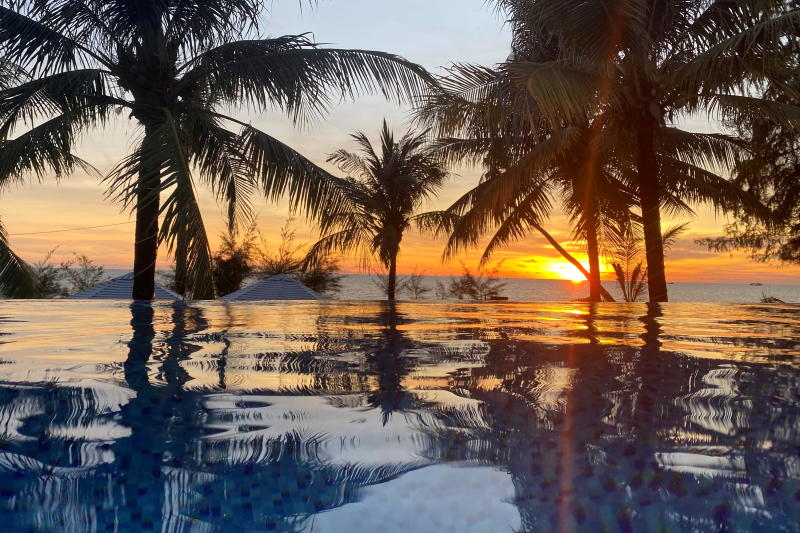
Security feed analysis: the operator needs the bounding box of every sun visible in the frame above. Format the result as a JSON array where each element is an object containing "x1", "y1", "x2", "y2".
[{"x1": 545, "y1": 261, "x2": 588, "y2": 283}]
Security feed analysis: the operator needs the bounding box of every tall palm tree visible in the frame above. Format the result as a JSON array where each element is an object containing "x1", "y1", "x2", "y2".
[
  {"x1": 495, "y1": 0, "x2": 800, "y2": 301},
  {"x1": 307, "y1": 121, "x2": 448, "y2": 300},
  {"x1": 0, "y1": 0, "x2": 433, "y2": 299}
]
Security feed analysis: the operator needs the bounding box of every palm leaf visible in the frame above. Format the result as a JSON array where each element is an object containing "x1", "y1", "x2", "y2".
[
  {"x1": 158, "y1": 116, "x2": 214, "y2": 300},
  {"x1": 0, "y1": 5, "x2": 109, "y2": 72},
  {"x1": 0, "y1": 69, "x2": 114, "y2": 135},
  {"x1": 236, "y1": 123, "x2": 353, "y2": 220},
  {"x1": 705, "y1": 93, "x2": 800, "y2": 130},
  {"x1": 183, "y1": 40, "x2": 435, "y2": 123},
  {"x1": 0, "y1": 220, "x2": 34, "y2": 298},
  {"x1": 104, "y1": 116, "x2": 214, "y2": 299},
  {"x1": 0, "y1": 110, "x2": 98, "y2": 189},
  {"x1": 673, "y1": 7, "x2": 800, "y2": 96},
  {"x1": 181, "y1": 111, "x2": 256, "y2": 232},
  {"x1": 506, "y1": 60, "x2": 600, "y2": 127}
]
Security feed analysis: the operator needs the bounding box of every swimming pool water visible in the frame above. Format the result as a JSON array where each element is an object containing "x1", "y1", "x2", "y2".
[{"x1": 0, "y1": 301, "x2": 798, "y2": 532}]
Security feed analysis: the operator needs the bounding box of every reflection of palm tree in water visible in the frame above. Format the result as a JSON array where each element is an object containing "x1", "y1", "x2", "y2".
[
  {"x1": 118, "y1": 302, "x2": 208, "y2": 531},
  {"x1": 0, "y1": 302, "x2": 211, "y2": 531},
  {"x1": 365, "y1": 302, "x2": 419, "y2": 425},
  {"x1": 118, "y1": 302, "x2": 427, "y2": 531},
  {"x1": 443, "y1": 303, "x2": 800, "y2": 532},
  {"x1": 640, "y1": 302, "x2": 663, "y2": 353}
]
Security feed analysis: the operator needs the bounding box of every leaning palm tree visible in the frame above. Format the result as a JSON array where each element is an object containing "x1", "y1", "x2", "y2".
[
  {"x1": 417, "y1": 63, "x2": 643, "y2": 302},
  {"x1": 0, "y1": 0, "x2": 433, "y2": 299},
  {"x1": 495, "y1": 0, "x2": 800, "y2": 301},
  {"x1": 307, "y1": 121, "x2": 448, "y2": 300}
]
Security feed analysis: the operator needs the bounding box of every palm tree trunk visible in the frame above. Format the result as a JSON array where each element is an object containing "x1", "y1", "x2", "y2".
[
  {"x1": 532, "y1": 223, "x2": 616, "y2": 302},
  {"x1": 387, "y1": 252, "x2": 398, "y2": 301},
  {"x1": 635, "y1": 117, "x2": 668, "y2": 302},
  {"x1": 132, "y1": 125, "x2": 161, "y2": 300},
  {"x1": 585, "y1": 204, "x2": 602, "y2": 302}
]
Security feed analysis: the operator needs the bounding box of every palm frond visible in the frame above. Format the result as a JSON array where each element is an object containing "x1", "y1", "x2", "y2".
[
  {"x1": 0, "y1": 220, "x2": 34, "y2": 298},
  {"x1": 0, "y1": 5, "x2": 109, "y2": 72},
  {"x1": 662, "y1": 222, "x2": 690, "y2": 250},
  {"x1": 705, "y1": 93, "x2": 800, "y2": 130},
  {"x1": 236, "y1": 123, "x2": 353, "y2": 220},
  {"x1": 103, "y1": 116, "x2": 214, "y2": 299},
  {"x1": 167, "y1": 0, "x2": 262, "y2": 52},
  {"x1": 158, "y1": 114, "x2": 214, "y2": 299},
  {"x1": 0, "y1": 110, "x2": 98, "y2": 190},
  {"x1": 658, "y1": 155, "x2": 768, "y2": 216},
  {"x1": 673, "y1": 7, "x2": 800, "y2": 95},
  {"x1": 442, "y1": 175, "x2": 552, "y2": 261},
  {"x1": 506, "y1": 60, "x2": 600, "y2": 127},
  {"x1": 476, "y1": 186, "x2": 551, "y2": 266},
  {"x1": 656, "y1": 127, "x2": 743, "y2": 170},
  {"x1": 305, "y1": 226, "x2": 372, "y2": 269},
  {"x1": 0, "y1": 69, "x2": 115, "y2": 135},
  {"x1": 183, "y1": 39, "x2": 435, "y2": 123},
  {"x1": 409, "y1": 210, "x2": 460, "y2": 236},
  {"x1": 181, "y1": 111, "x2": 256, "y2": 232}
]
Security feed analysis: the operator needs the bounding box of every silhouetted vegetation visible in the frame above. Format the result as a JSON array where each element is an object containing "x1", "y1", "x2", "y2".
[
  {"x1": 0, "y1": 217, "x2": 33, "y2": 298},
  {"x1": 404, "y1": 269, "x2": 431, "y2": 299},
  {"x1": 212, "y1": 227, "x2": 257, "y2": 297},
  {"x1": 435, "y1": 263, "x2": 507, "y2": 300},
  {"x1": 60, "y1": 253, "x2": 107, "y2": 295},
  {"x1": 0, "y1": 1, "x2": 432, "y2": 300},
  {"x1": 208, "y1": 220, "x2": 343, "y2": 298},
  {"x1": 255, "y1": 221, "x2": 343, "y2": 297},
  {"x1": 608, "y1": 222, "x2": 688, "y2": 302},
  {"x1": 417, "y1": 0, "x2": 798, "y2": 302},
  {"x1": 0, "y1": 1, "x2": 799, "y2": 302},
  {"x1": 5, "y1": 249, "x2": 107, "y2": 298},
  {"x1": 698, "y1": 74, "x2": 800, "y2": 265}
]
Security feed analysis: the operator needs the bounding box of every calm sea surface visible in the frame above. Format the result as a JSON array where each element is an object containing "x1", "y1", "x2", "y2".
[
  {"x1": 105, "y1": 269, "x2": 800, "y2": 303},
  {"x1": 334, "y1": 274, "x2": 800, "y2": 302},
  {"x1": 0, "y1": 300, "x2": 799, "y2": 532}
]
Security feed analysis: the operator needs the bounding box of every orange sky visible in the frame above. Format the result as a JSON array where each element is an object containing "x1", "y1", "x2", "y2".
[
  {"x1": 2, "y1": 1, "x2": 799, "y2": 286},
  {"x1": 4, "y1": 118, "x2": 798, "y2": 285}
]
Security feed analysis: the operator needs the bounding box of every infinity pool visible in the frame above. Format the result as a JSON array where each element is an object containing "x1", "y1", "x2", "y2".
[{"x1": 0, "y1": 301, "x2": 798, "y2": 532}]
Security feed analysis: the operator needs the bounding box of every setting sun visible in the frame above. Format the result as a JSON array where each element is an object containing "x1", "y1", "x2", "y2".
[{"x1": 544, "y1": 261, "x2": 589, "y2": 283}]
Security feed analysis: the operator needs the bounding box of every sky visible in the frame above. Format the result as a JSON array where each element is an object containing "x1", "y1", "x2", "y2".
[{"x1": 2, "y1": 0, "x2": 799, "y2": 285}]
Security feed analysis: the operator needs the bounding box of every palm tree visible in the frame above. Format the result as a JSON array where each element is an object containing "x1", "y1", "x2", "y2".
[
  {"x1": 417, "y1": 65, "x2": 636, "y2": 302},
  {"x1": 0, "y1": 0, "x2": 433, "y2": 299},
  {"x1": 495, "y1": 0, "x2": 800, "y2": 301},
  {"x1": 307, "y1": 121, "x2": 448, "y2": 300}
]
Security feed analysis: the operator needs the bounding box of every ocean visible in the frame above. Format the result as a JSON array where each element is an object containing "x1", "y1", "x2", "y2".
[
  {"x1": 336, "y1": 273, "x2": 800, "y2": 302},
  {"x1": 101, "y1": 269, "x2": 800, "y2": 302}
]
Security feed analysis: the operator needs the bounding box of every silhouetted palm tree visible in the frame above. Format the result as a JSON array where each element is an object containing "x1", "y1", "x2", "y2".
[
  {"x1": 0, "y1": 1, "x2": 433, "y2": 299},
  {"x1": 492, "y1": 0, "x2": 799, "y2": 301},
  {"x1": 423, "y1": 107, "x2": 634, "y2": 302},
  {"x1": 307, "y1": 121, "x2": 449, "y2": 300}
]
